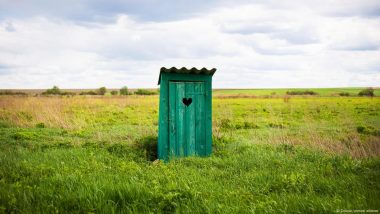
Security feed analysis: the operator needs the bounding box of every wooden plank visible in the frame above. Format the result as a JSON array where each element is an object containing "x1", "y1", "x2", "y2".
[
  {"x1": 168, "y1": 82, "x2": 177, "y2": 158},
  {"x1": 200, "y1": 82, "x2": 206, "y2": 156},
  {"x1": 176, "y1": 82, "x2": 185, "y2": 157},
  {"x1": 158, "y1": 74, "x2": 169, "y2": 160},
  {"x1": 205, "y1": 77, "x2": 212, "y2": 155},
  {"x1": 195, "y1": 82, "x2": 206, "y2": 155},
  {"x1": 185, "y1": 83, "x2": 196, "y2": 156}
]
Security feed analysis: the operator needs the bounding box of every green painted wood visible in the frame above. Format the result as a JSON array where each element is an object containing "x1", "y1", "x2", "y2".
[
  {"x1": 169, "y1": 82, "x2": 177, "y2": 157},
  {"x1": 163, "y1": 73, "x2": 210, "y2": 83},
  {"x1": 167, "y1": 81, "x2": 205, "y2": 158},
  {"x1": 158, "y1": 74, "x2": 169, "y2": 160},
  {"x1": 194, "y1": 82, "x2": 206, "y2": 155},
  {"x1": 176, "y1": 82, "x2": 185, "y2": 157},
  {"x1": 185, "y1": 83, "x2": 196, "y2": 156},
  {"x1": 158, "y1": 72, "x2": 214, "y2": 160},
  {"x1": 205, "y1": 78, "x2": 212, "y2": 155}
]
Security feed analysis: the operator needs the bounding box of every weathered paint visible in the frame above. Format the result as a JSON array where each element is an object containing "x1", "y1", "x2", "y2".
[
  {"x1": 158, "y1": 71, "x2": 214, "y2": 161},
  {"x1": 168, "y1": 82, "x2": 205, "y2": 157}
]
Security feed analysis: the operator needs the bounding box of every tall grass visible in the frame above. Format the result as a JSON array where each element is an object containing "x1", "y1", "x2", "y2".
[
  {"x1": 0, "y1": 96, "x2": 157, "y2": 130},
  {"x1": 212, "y1": 97, "x2": 380, "y2": 158},
  {"x1": 0, "y1": 96, "x2": 379, "y2": 212},
  {"x1": 1, "y1": 96, "x2": 379, "y2": 157}
]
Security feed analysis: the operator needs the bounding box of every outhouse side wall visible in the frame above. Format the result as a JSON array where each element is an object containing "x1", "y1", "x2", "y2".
[{"x1": 158, "y1": 73, "x2": 212, "y2": 160}]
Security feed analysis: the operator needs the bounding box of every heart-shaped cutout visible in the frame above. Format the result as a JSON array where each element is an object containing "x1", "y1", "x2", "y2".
[{"x1": 182, "y1": 98, "x2": 192, "y2": 106}]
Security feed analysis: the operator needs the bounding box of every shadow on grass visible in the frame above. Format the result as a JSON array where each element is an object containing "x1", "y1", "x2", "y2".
[{"x1": 135, "y1": 135, "x2": 158, "y2": 162}]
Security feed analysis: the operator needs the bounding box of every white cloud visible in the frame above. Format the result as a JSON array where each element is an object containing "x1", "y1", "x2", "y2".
[{"x1": 0, "y1": 1, "x2": 379, "y2": 88}]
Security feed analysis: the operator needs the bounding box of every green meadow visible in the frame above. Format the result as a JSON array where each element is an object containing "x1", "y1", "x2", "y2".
[{"x1": 0, "y1": 90, "x2": 379, "y2": 213}]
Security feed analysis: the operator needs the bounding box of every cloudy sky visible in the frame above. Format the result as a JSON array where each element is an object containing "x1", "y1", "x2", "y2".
[{"x1": 0, "y1": 0, "x2": 379, "y2": 89}]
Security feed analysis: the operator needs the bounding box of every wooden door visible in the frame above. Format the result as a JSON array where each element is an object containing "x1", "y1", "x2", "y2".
[{"x1": 169, "y1": 81, "x2": 205, "y2": 157}]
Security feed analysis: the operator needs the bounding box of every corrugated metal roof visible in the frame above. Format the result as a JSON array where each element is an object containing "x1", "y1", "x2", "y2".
[{"x1": 158, "y1": 67, "x2": 217, "y2": 85}]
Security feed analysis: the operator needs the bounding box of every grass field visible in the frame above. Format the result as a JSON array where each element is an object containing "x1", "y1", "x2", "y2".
[
  {"x1": 0, "y1": 92, "x2": 379, "y2": 213},
  {"x1": 213, "y1": 87, "x2": 380, "y2": 97}
]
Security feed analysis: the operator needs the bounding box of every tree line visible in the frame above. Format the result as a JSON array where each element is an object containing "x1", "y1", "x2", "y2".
[{"x1": 41, "y1": 86, "x2": 158, "y2": 96}]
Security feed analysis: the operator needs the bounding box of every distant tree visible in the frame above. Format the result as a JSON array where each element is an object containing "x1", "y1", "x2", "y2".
[
  {"x1": 42, "y1": 86, "x2": 75, "y2": 96},
  {"x1": 134, "y1": 89, "x2": 157, "y2": 95},
  {"x1": 286, "y1": 90, "x2": 318, "y2": 95},
  {"x1": 42, "y1": 86, "x2": 61, "y2": 95},
  {"x1": 338, "y1": 92, "x2": 350, "y2": 96},
  {"x1": 120, "y1": 86, "x2": 129, "y2": 95},
  {"x1": 110, "y1": 90, "x2": 118, "y2": 95},
  {"x1": 79, "y1": 91, "x2": 97, "y2": 95},
  {"x1": 97, "y1": 87, "x2": 107, "y2": 95},
  {"x1": 0, "y1": 90, "x2": 27, "y2": 95},
  {"x1": 358, "y1": 88, "x2": 374, "y2": 97}
]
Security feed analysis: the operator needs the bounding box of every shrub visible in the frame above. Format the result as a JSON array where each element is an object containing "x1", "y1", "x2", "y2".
[
  {"x1": 338, "y1": 92, "x2": 350, "y2": 96},
  {"x1": 42, "y1": 86, "x2": 61, "y2": 95},
  {"x1": 42, "y1": 86, "x2": 75, "y2": 96},
  {"x1": 110, "y1": 90, "x2": 118, "y2": 95},
  {"x1": 79, "y1": 91, "x2": 97, "y2": 95},
  {"x1": 60, "y1": 91, "x2": 76, "y2": 96},
  {"x1": 120, "y1": 86, "x2": 129, "y2": 95},
  {"x1": 134, "y1": 89, "x2": 157, "y2": 95},
  {"x1": 0, "y1": 90, "x2": 27, "y2": 95},
  {"x1": 97, "y1": 87, "x2": 107, "y2": 95},
  {"x1": 286, "y1": 90, "x2": 318, "y2": 95},
  {"x1": 358, "y1": 88, "x2": 374, "y2": 97},
  {"x1": 79, "y1": 88, "x2": 108, "y2": 96}
]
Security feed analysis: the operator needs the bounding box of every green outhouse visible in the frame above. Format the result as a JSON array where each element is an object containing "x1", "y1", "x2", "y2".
[{"x1": 158, "y1": 67, "x2": 216, "y2": 160}]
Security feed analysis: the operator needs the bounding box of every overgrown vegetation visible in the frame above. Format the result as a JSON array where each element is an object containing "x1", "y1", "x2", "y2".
[
  {"x1": 286, "y1": 90, "x2": 318, "y2": 95},
  {"x1": 42, "y1": 86, "x2": 75, "y2": 96},
  {"x1": 339, "y1": 92, "x2": 350, "y2": 96},
  {"x1": 0, "y1": 94, "x2": 379, "y2": 213},
  {"x1": 0, "y1": 90, "x2": 27, "y2": 95},
  {"x1": 134, "y1": 89, "x2": 158, "y2": 95},
  {"x1": 358, "y1": 88, "x2": 375, "y2": 97},
  {"x1": 98, "y1": 87, "x2": 107, "y2": 95},
  {"x1": 79, "y1": 87, "x2": 107, "y2": 95},
  {"x1": 79, "y1": 90, "x2": 98, "y2": 95},
  {"x1": 120, "y1": 86, "x2": 130, "y2": 95}
]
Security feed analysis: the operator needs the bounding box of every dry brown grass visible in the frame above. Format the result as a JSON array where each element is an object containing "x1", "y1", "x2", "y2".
[
  {"x1": 273, "y1": 131, "x2": 380, "y2": 159},
  {"x1": 0, "y1": 96, "x2": 158, "y2": 130}
]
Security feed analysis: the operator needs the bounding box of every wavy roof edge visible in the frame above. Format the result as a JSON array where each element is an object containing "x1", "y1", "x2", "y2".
[{"x1": 158, "y1": 67, "x2": 217, "y2": 85}]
